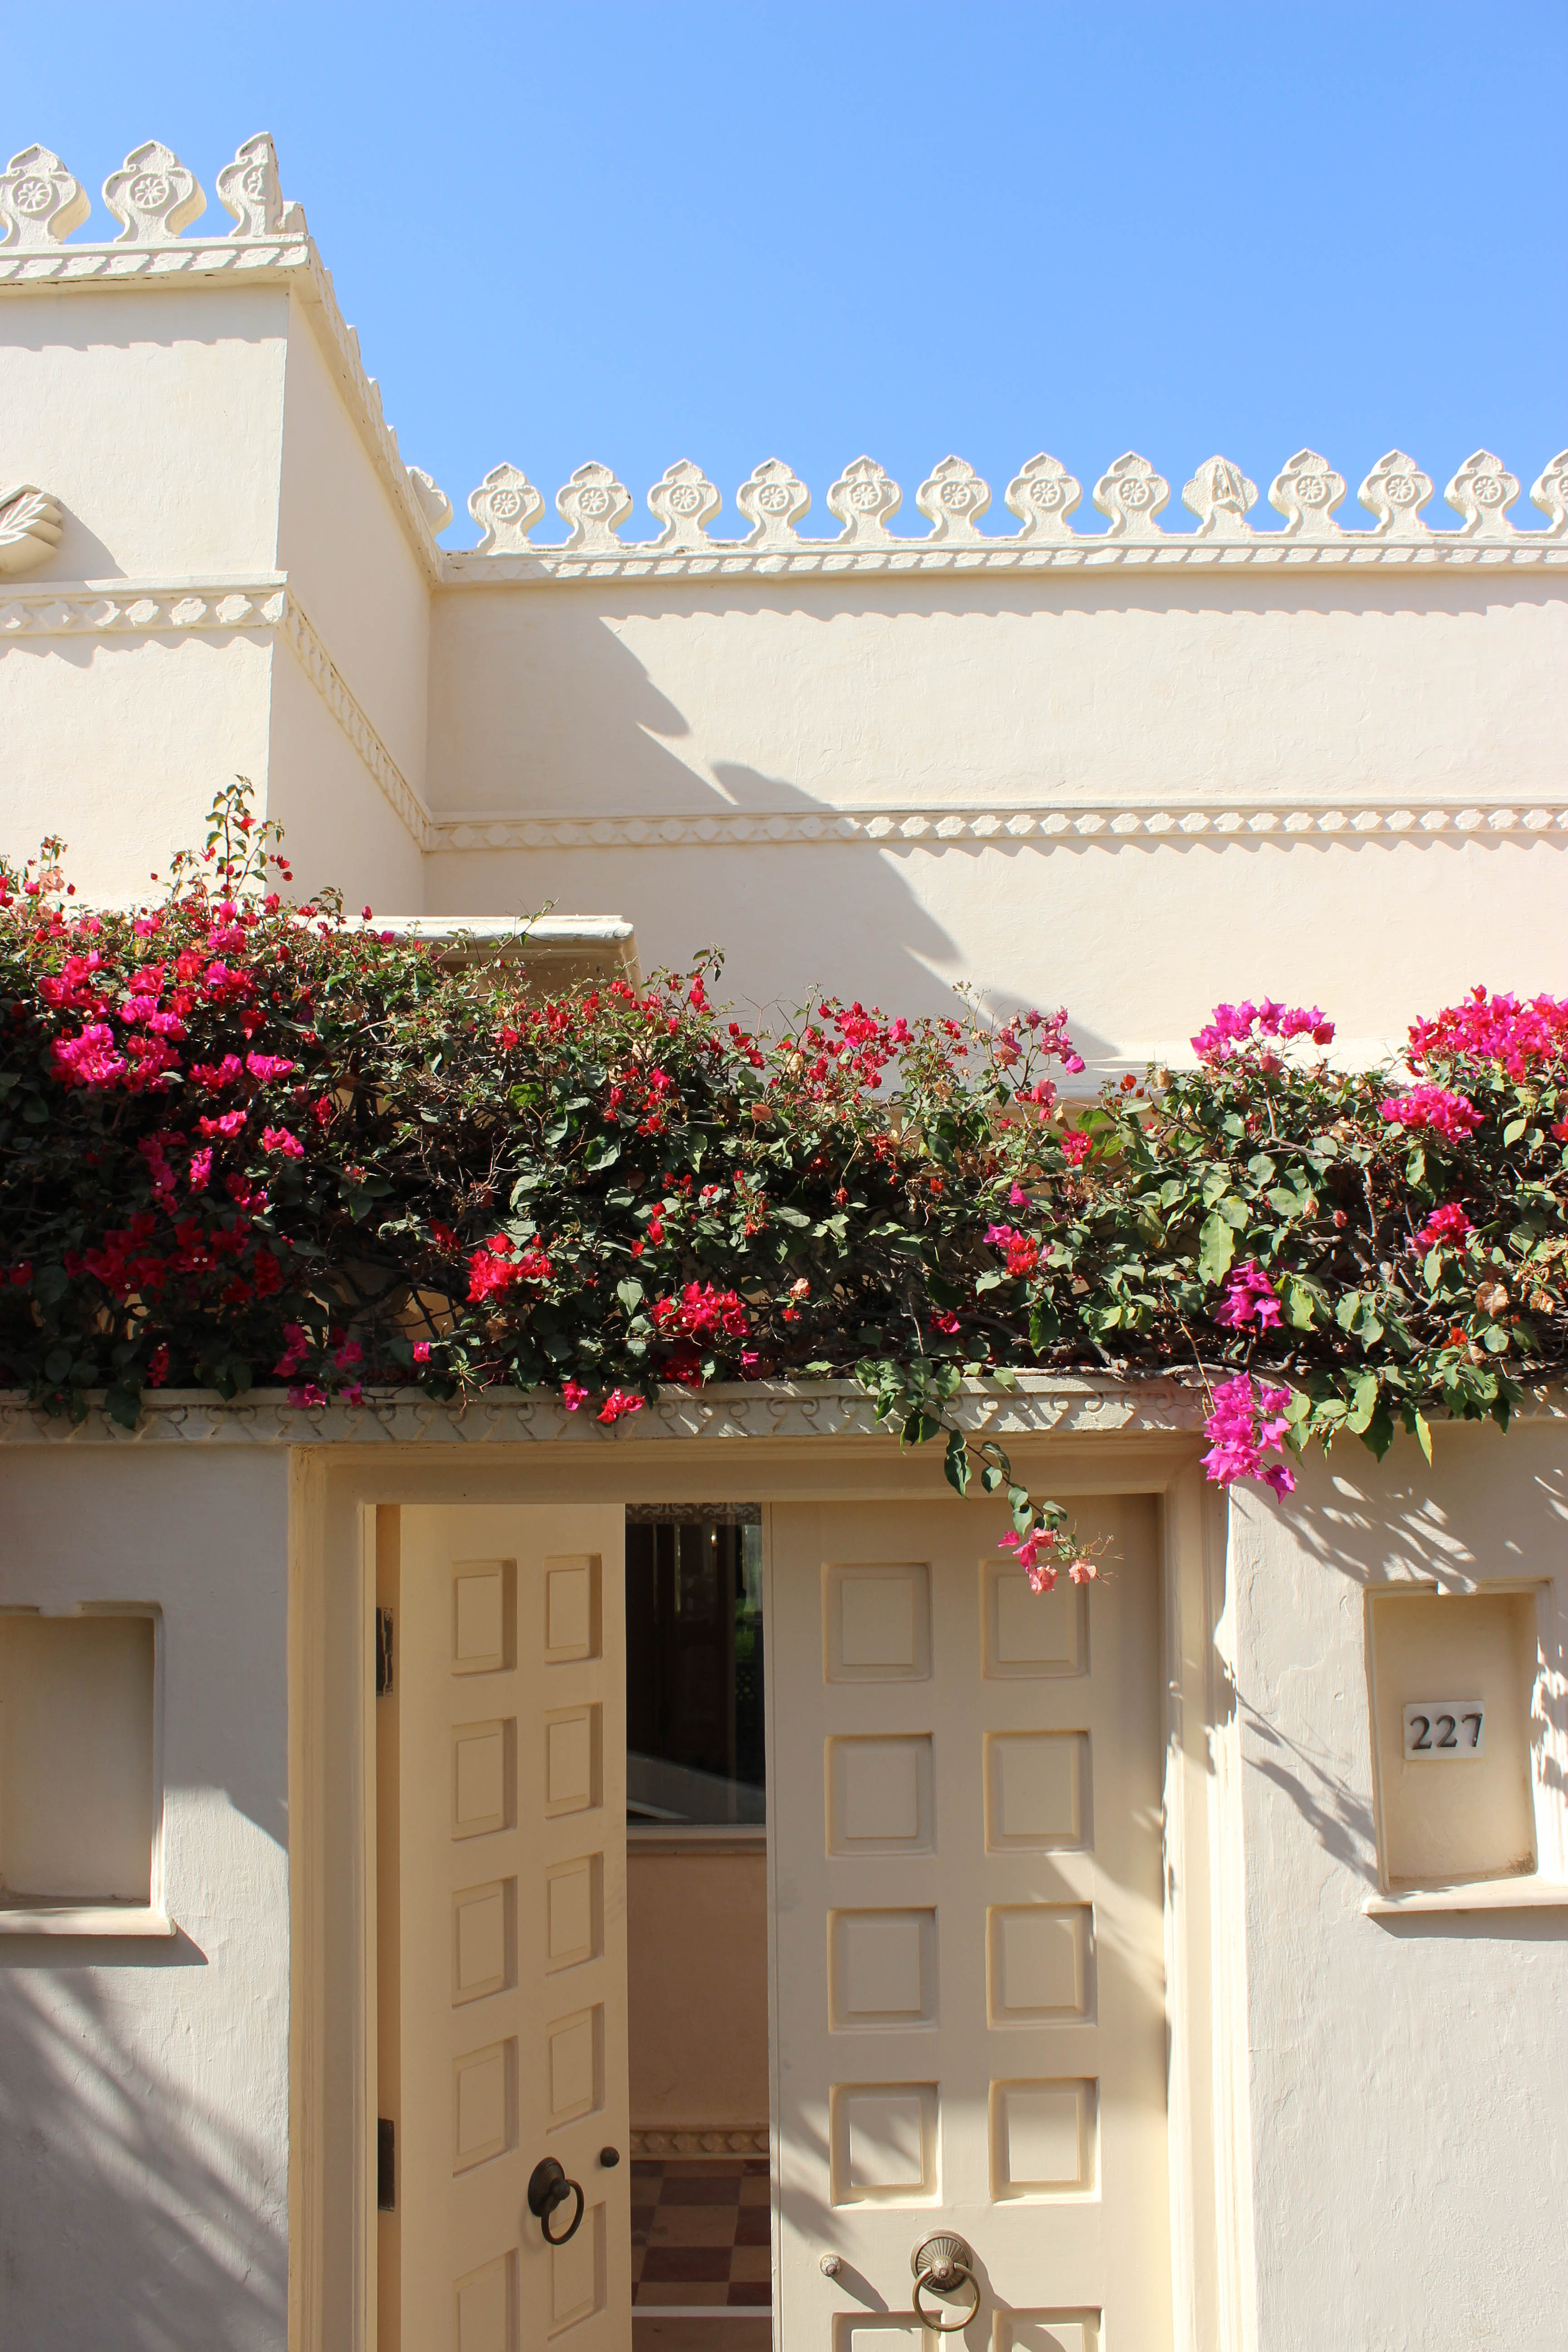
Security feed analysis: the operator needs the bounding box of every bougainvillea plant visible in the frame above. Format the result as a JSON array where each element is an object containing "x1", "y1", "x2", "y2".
[{"x1": 3, "y1": 784, "x2": 1566, "y2": 1595}]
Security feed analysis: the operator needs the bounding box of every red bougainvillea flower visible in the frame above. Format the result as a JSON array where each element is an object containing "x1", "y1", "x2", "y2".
[
  {"x1": 467, "y1": 1234, "x2": 554, "y2": 1303},
  {"x1": 1412, "y1": 1202, "x2": 1474, "y2": 1253},
  {"x1": 262, "y1": 1126, "x2": 304, "y2": 1159},
  {"x1": 652, "y1": 1282, "x2": 750, "y2": 1342},
  {"x1": 560, "y1": 1378, "x2": 589, "y2": 1410},
  {"x1": 596, "y1": 1388, "x2": 645, "y2": 1425}
]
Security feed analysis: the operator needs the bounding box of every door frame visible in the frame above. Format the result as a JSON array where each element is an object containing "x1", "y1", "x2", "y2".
[{"x1": 287, "y1": 1420, "x2": 1254, "y2": 2352}]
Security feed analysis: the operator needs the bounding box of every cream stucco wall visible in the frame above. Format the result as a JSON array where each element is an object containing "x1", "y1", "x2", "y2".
[
  {"x1": 1231, "y1": 1421, "x2": 1568, "y2": 2350},
  {"x1": 0, "y1": 1442, "x2": 292, "y2": 2352}
]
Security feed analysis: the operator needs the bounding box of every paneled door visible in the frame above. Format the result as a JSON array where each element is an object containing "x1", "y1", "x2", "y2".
[
  {"x1": 381, "y1": 1504, "x2": 631, "y2": 2352},
  {"x1": 769, "y1": 1499, "x2": 1170, "y2": 2352}
]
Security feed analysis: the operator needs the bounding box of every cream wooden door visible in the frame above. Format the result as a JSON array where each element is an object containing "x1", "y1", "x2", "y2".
[
  {"x1": 769, "y1": 1499, "x2": 1170, "y2": 2352},
  {"x1": 381, "y1": 1504, "x2": 631, "y2": 2352}
]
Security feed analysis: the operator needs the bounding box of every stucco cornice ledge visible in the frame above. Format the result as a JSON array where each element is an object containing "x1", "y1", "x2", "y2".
[
  {"x1": 0, "y1": 1376, "x2": 1206, "y2": 1447},
  {"x1": 441, "y1": 534, "x2": 1568, "y2": 584}
]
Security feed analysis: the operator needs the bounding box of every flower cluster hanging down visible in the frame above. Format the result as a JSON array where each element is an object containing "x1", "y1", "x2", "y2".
[{"x1": 2, "y1": 791, "x2": 1566, "y2": 1579}]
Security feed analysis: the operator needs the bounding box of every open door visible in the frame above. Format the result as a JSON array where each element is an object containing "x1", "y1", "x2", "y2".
[
  {"x1": 769, "y1": 1498, "x2": 1171, "y2": 2352},
  {"x1": 378, "y1": 1504, "x2": 631, "y2": 2352}
]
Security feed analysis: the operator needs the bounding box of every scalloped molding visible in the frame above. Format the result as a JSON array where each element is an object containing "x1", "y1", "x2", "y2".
[
  {"x1": 0, "y1": 1377, "x2": 1560, "y2": 1450},
  {"x1": 431, "y1": 799, "x2": 1568, "y2": 852},
  {"x1": 440, "y1": 533, "x2": 1568, "y2": 585},
  {"x1": 0, "y1": 1377, "x2": 1204, "y2": 1447}
]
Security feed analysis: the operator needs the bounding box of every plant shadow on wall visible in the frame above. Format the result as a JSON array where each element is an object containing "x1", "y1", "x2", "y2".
[
  {"x1": 0, "y1": 1951, "x2": 287, "y2": 2349},
  {"x1": 429, "y1": 569, "x2": 1566, "y2": 1041}
]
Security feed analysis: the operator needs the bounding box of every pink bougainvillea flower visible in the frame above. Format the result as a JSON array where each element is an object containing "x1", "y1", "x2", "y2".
[
  {"x1": 1214, "y1": 1259, "x2": 1283, "y2": 1330},
  {"x1": 1379, "y1": 1085, "x2": 1480, "y2": 1142},
  {"x1": 245, "y1": 1052, "x2": 297, "y2": 1082},
  {"x1": 1059, "y1": 1131, "x2": 1091, "y2": 1166},
  {"x1": 412, "y1": 1341, "x2": 431, "y2": 1365},
  {"x1": 596, "y1": 1389, "x2": 645, "y2": 1425},
  {"x1": 51, "y1": 1024, "x2": 126, "y2": 1088},
  {"x1": 1201, "y1": 1373, "x2": 1296, "y2": 1495},
  {"x1": 288, "y1": 1383, "x2": 328, "y2": 1409},
  {"x1": 262, "y1": 1126, "x2": 305, "y2": 1159},
  {"x1": 1192, "y1": 999, "x2": 1334, "y2": 1066},
  {"x1": 1412, "y1": 1201, "x2": 1474, "y2": 1253},
  {"x1": 560, "y1": 1378, "x2": 589, "y2": 1410},
  {"x1": 198, "y1": 1110, "x2": 247, "y2": 1139},
  {"x1": 188, "y1": 1147, "x2": 214, "y2": 1194},
  {"x1": 931, "y1": 1311, "x2": 961, "y2": 1335},
  {"x1": 1407, "y1": 987, "x2": 1568, "y2": 1078}
]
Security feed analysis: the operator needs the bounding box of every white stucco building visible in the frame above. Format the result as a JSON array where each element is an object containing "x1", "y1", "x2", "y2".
[{"x1": 1, "y1": 132, "x2": 1565, "y2": 2352}]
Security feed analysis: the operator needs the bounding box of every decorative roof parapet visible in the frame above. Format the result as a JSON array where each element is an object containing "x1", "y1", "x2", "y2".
[{"x1": 446, "y1": 442, "x2": 1568, "y2": 581}]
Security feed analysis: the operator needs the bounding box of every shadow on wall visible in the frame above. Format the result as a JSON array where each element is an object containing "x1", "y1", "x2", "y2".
[
  {"x1": 0, "y1": 1954, "x2": 286, "y2": 2349},
  {"x1": 427, "y1": 583, "x2": 1568, "y2": 1046}
]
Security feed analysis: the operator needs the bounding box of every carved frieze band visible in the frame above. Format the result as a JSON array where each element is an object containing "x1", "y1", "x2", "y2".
[
  {"x1": 432, "y1": 800, "x2": 1568, "y2": 852},
  {"x1": 631, "y1": 2129, "x2": 769, "y2": 2157},
  {"x1": 0, "y1": 1375, "x2": 1207, "y2": 1447}
]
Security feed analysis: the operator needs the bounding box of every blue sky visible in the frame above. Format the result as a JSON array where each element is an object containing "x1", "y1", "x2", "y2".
[{"x1": 7, "y1": 2, "x2": 1565, "y2": 548}]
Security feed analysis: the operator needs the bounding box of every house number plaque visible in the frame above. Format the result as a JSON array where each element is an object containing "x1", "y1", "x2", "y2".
[{"x1": 1402, "y1": 1701, "x2": 1485, "y2": 1759}]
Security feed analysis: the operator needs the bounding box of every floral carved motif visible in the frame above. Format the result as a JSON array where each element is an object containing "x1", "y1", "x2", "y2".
[
  {"x1": 1358, "y1": 449, "x2": 1433, "y2": 535},
  {"x1": 1092, "y1": 452, "x2": 1169, "y2": 539},
  {"x1": 915, "y1": 456, "x2": 991, "y2": 544},
  {"x1": 736, "y1": 458, "x2": 810, "y2": 549},
  {"x1": 1003, "y1": 454, "x2": 1082, "y2": 541},
  {"x1": 468, "y1": 463, "x2": 544, "y2": 552},
  {"x1": 826, "y1": 456, "x2": 902, "y2": 546},
  {"x1": 1444, "y1": 449, "x2": 1519, "y2": 539},
  {"x1": 647, "y1": 459, "x2": 721, "y2": 552},
  {"x1": 555, "y1": 462, "x2": 633, "y2": 553},
  {"x1": 0, "y1": 485, "x2": 64, "y2": 577},
  {"x1": 215, "y1": 133, "x2": 304, "y2": 238},
  {"x1": 1530, "y1": 451, "x2": 1568, "y2": 538},
  {"x1": 1182, "y1": 455, "x2": 1258, "y2": 539},
  {"x1": 102, "y1": 141, "x2": 206, "y2": 245},
  {"x1": 1268, "y1": 449, "x2": 1346, "y2": 535},
  {"x1": 0, "y1": 147, "x2": 89, "y2": 249}
]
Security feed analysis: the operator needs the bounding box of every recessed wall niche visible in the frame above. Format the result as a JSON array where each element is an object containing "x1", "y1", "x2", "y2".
[
  {"x1": 1367, "y1": 1588, "x2": 1540, "y2": 1889},
  {"x1": 0, "y1": 1609, "x2": 157, "y2": 1906}
]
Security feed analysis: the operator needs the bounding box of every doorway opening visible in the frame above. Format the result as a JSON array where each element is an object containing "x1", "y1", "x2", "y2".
[{"x1": 624, "y1": 1505, "x2": 771, "y2": 2352}]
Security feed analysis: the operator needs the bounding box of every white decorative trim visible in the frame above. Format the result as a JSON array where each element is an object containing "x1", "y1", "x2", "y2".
[
  {"x1": 0, "y1": 576, "x2": 288, "y2": 636},
  {"x1": 271, "y1": 593, "x2": 432, "y2": 848},
  {"x1": 631, "y1": 2128, "x2": 769, "y2": 2157},
  {"x1": 431, "y1": 799, "x2": 1568, "y2": 854},
  {"x1": 0, "y1": 1376, "x2": 1206, "y2": 1448},
  {"x1": 0, "y1": 484, "x2": 64, "y2": 577},
  {"x1": 440, "y1": 529, "x2": 1568, "y2": 584},
  {"x1": 101, "y1": 141, "x2": 206, "y2": 246}
]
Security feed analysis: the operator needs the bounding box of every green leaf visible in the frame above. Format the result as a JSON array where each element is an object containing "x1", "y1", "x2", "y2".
[
  {"x1": 1198, "y1": 1213, "x2": 1235, "y2": 1286},
  {"x1": 1201, "y1": 1165, "x2": 1231, "y2": 1207},
  {"x1": 1412, "y1": 1407, "x2": 1433, "y2": 1463},
  {"x1": 616, "y1": 1277, "x2": 644, "y2": 1315},
  {"x1": 1504, "y1": 1117, "x2": 1528, "y2": 1146},
  {"x1": 943, "y1": 1431, "x2": 971, "y2": 1496},
  {"x1": 1344, "y1": 1372, "x2": 1381, "y2": 1434},
  {"x1": 583, "y1": 1134, "x2": 620, "y2": 1173}
]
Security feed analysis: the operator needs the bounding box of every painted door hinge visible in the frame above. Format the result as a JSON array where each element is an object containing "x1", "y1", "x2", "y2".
[
  {"x1": 377, "y1": 2117, "x2": 395, "y2": 2211},
  {"x1": 375, "y1": 1607, "x2": 393, "y2": 1697}
]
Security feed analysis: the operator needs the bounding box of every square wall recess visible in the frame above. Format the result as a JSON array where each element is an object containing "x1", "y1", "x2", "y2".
[{"x1": 0, "y1": 1612, "x2": 156, "y2": 1904}]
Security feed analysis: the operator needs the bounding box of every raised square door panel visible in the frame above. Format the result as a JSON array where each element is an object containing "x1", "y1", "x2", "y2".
[
  {"x1": 545, "y1": 1853, "x2": 602, "y2": 1972},
  {"x1": 830, "y1": 2083, "x2": 939, "y2": 2204},
  {"x1": 545, "y1": 1554, "x2": 602, "y2": 1663},
  {"x1": 983, "y1": 1560, "x2": 1088, "y2": 1678},
  {"x1": 453, "y1": 2037, "x2": 516, "y2": 2172},
  {"x1": 987, "y1": 1905, "x2": 1094, "y2": 2024},
  {"x1": 549, "y1": 2202, "x2": 606, "y2": 2338},
  {"x1": 827, "y1": 1734, "x2": 934, "y2": 1853},
  {"x1": 547, "y1": 2003, "x2": 603, "y2": 2126},
  {"x1": 454, "y1": 2251, "x2": 516, "y2": 2352},
  {"x1": 452, "y1": 1560, "x2": 515, "y2": 1674},
  {"x1": 830, "y1": 1908, "x2": 938, "y2": 2028},
  {"x1": 995, "y1": 2316, "x2": 1102, "y2": 2352},
  {"x1": 452, "y1": 1719, "x2": 514, "y2": 1840},
  {"x1": 985, "y1": 1731, "x2": 1090, "y2": 1851},
  {"x1": 453, "y1": 1878, "x2": 515, "y2": 2005},
  {"x1": 990, "y1": 2079, "x2": 1098, "y2": 2198},
  {"x1": 544, "y1": 1704, "x2": 602, "y2": 1816},
  {"x1": 824, "y1": 1563, "x2": 932, "y2": 1681}
]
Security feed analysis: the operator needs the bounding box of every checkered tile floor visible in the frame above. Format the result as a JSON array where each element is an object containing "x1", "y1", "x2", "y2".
[{"x1": 631, "y1": 2159, "x2": 772, "y2": 2308}]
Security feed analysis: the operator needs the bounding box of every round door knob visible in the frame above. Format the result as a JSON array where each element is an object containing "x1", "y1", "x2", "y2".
[{"x1": 820, "y1": 2254, "x2": 842, "y2": 2278}]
